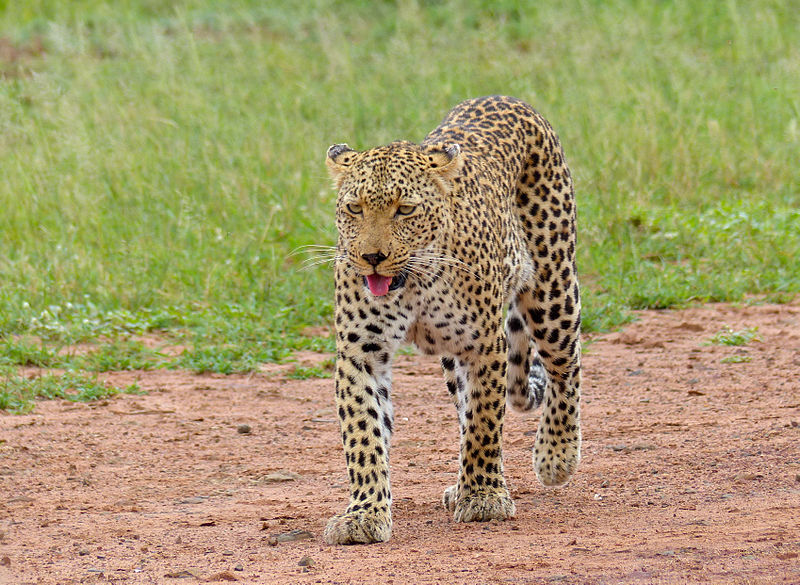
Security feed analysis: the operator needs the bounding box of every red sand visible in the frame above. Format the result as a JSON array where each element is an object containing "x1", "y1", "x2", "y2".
[{"x1": 1, "y1": 302, "x2": 799, "y2": 584}]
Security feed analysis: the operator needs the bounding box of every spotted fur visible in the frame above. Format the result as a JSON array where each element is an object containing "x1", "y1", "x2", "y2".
[{"x1": 323, "y1": 96, "x2": 582, "y2": 545}]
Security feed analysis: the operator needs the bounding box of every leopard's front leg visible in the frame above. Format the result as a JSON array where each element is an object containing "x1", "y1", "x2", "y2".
[
  {"x1": 323, "y1": 349, "x2": 394, "y2": 545},
  {"x1": 323, "y1": 267, "x2": 403, "y2": 545},
  {"x1": 442, "y1": 334, "x2": 516, "y2": 522}
]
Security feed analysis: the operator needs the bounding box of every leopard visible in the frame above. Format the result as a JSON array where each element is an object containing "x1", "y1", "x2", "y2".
[{"x1": 322, "y1": 95, "x2": 582, "y2": 545}]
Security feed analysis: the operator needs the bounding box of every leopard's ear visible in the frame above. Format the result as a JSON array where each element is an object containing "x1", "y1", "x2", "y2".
[
  {"x1": 326, "y1": 143, "x2": 356, "y2": 189},
  {"x1": 425, "y1": 143, "x2": 461, "y2": 175},
  {"x1": 424, "y1": 143, "x2": 462, "y2": 185}
]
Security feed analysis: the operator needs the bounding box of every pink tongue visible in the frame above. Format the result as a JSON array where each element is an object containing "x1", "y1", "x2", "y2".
[{"x1": 366, "y1": 274, "x2": 393, "y2": 296}]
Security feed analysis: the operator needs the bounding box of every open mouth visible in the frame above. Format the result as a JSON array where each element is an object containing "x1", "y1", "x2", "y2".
[{"x1": 364, "y1": 271, "x2": 407, "y2": 296}]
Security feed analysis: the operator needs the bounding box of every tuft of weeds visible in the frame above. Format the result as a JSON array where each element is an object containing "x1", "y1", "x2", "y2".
[
  {"x1": 708, "y1": 326, "x2": 762, "y2": 347},
  {"x1": 285, "y1": 358, "x2": 335, "y2": 379},
  {"x1": 720, "y1": 355, "x2": 752, "y2": 364},
  {"x1": 0, "y1": 371, "x2": 142, "y2": 414}
]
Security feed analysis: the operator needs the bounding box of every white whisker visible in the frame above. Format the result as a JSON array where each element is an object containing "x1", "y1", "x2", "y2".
[
  {"x1": 300, "y1": 258, "x2": 340, "y2": 269},
  {"x1": 298, "y1": 251, "x2": 345, "y2": 271},
  {"x1": 405, "y1": 258, "x2": 456, "y2": 286},
  {"x1": 409, "y1": 248, "x2": 486, "y2": 283},
  {"x1": 300, "y1": 262, "x2": 339, "y2": 271},
  {"x1": 289, "y1": 244, "x2": 338, "y2": 258}
]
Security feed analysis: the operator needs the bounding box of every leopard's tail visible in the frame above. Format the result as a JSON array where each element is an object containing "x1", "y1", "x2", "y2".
[{"x1": 506, "y1": 311, "x2": 547, "y2": 412}]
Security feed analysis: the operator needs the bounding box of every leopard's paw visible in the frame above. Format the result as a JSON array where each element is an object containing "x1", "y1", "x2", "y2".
[
  {"x1": 534, "y1": 431, "x2": 581, "y2": 487},
  {"x1": 323, "y1": 508, "x2": 392, "y2": 545},
  {"x1": 442, "y1": 484, "x2": 458, "y2": 512},
  {"x1": 448, "y1": 487, "x2": 516, "y2": 523}
]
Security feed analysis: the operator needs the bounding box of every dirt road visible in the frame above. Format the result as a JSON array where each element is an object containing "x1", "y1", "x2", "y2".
[{"x1": 1, "y1": 302, "x2": 799, "y2": 584}]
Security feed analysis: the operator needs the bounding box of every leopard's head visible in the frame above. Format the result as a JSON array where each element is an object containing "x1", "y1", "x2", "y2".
[{"x1": 326, "y1": 141, "x2": 462, "y2": 296}]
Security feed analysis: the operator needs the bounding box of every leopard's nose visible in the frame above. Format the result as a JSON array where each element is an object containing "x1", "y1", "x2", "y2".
[{"x1": 361, "y1": 252, "x2": 387, "y2": 267}]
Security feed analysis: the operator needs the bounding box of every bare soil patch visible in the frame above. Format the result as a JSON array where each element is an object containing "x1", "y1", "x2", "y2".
[{"x1": 1, "y1": 302, "x2": 799, "y2": 584}]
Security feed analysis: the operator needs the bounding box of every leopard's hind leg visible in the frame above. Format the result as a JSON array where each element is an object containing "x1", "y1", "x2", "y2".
[
  {"x1": 506, "y1": 297, "x2": 548, "y2": 412},
  {"x1": 440, "y1": 353, "x2": 515, "y2": 522},
  {"x1": 515, "y1": 282, "x2": 582, "y2": 487},
  {"x1": 511, "y1": 112, "x2": 582, "y2": 487}
]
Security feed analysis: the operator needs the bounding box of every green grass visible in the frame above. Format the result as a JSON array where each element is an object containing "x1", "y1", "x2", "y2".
[
  {"x1": 77, "y1": 340, "x2": 165, "y2": 372},
  {"x1": 0, "y1": 337, "x2": 64, "y2": 368},
  {"x1": 1, "y1": 0, "x2": 798, "y2": 409}
]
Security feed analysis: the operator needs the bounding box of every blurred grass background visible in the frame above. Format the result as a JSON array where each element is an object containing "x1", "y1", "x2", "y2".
[{"x1": 0, "y1": 0, "x2": 798, "y2": 408}]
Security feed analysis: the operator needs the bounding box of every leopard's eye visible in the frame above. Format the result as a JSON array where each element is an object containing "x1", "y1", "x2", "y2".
[
  {"x1": 345, "y1": 202, "x2": 363, "y2": 215},
  {"x1": 396, "y1": 204, "x2": 415, "y2": 216}
]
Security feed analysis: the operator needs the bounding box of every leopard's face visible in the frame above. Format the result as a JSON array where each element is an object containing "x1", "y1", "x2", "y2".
[{"x1": 327, "y1": 142, "x2": 461, "y2": 295}]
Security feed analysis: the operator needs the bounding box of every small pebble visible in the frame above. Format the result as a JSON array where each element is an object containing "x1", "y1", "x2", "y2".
[
  {"x1": 204, "y1": 571, "x2": 238, "y2": 581},
  {"x1": 272, "y1": 529, "x2": 314, "y2": 543},
  {"x1": 237, "y1": 424, "x2": 252, "y2": 435},
  {"x1": 298, "y1": 555, "x2": 315, "y2": 567},
  {"x1": 234, "y1": 563, "x2": 244, "y2": 571},
  {"x1": 164, "y1": 570, "x2": 201, "y2": 579},
  {"x1": 734, "y1": 473, "x2": 760, "y2": 482},
  {"x1": 263, "y1": 471, "x2": 301, "y2": 483}
]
